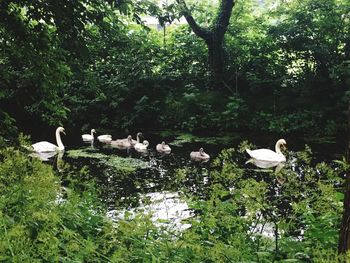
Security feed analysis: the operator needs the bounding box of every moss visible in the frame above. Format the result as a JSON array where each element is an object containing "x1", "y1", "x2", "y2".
[
  {"x1": 171, "y1": 133, "x2": 236, "y2": 146},
  {"x1": 67, "y1": 149, "x2": 148, "y2": 172}
]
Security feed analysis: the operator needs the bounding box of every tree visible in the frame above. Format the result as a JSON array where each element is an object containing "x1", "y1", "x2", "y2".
[{"x1": 176, "y1": 0, "x2": 235, "y2": 89}]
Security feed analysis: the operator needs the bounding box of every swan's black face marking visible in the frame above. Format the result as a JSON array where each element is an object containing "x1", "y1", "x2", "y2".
[{"x1": 59, "y1": 127, "x2": 66, "y2": 135}]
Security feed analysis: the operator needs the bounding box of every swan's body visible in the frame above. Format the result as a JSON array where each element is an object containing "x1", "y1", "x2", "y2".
[
  {"x1": 97, "y1": 135, "x2": 112, "y2": 143},
  {"x1": 29, "y1": 151, "x2": 58, "y2": 161},
  {"x1": 111, "y1": 135, "x2": 133, "y2": 148},
  {"x1": 246, "y1": 139, "x2": 286, "y2": 162},
  {"x1": 135, "y1": 140, "x2": 149, "y2": 151},
  {"x1": 82, "y1": 129, "x2": 96, "y2": 141},
  {"x1": 190, "y1": 148, "x2": 210, "y2": 161},
  {"x1": 32, "y1": 127, "x2": 65, "y2": 153},
  {"x1": 156, "y1": 141, "x2": 171, "y2": 153}
]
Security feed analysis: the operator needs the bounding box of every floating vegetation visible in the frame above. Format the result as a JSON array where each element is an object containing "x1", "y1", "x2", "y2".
[
  {"x1": 67, "y1": 149, "x2": 149, "y2": 172},
  {"x1": 170, "y1": 133, "x2": 237, "y2": 146}
]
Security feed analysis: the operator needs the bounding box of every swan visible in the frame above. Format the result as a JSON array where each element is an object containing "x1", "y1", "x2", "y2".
[
  {"x1": 246, "y1": 139, "x2": 287, "y2": 162},
  {"x1": 135, "y1": 140, "x2": 149, "y2": 151},
  {"x1": 97, "y1": 134, "x2": 112, "y2": 143},
  {"x1": 118, "y1": 132, "x2": 142, "y2": 145},
  {"x1": 131, "y1": 132, "x2": 143, "y2": 146},
  {"x1": 156, "y1": 141, "x2": 171, "y2": 153},
  {"x1": 190, "y1": 148, "x2": 210, "y2": 161},
  {"x1": 111, "y1": 135, "x2": 133, "y2": 148},
  {"x1": 32, "y1": 127, "x2": 65, "y2": 153},
  {"x1": 82, "y1": 129, "x2": 96, "y2": 141}
]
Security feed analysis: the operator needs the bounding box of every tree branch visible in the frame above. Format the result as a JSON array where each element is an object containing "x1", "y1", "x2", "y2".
[{"x1": 176, "y1": 0, "x2": 210, "y2": 40}]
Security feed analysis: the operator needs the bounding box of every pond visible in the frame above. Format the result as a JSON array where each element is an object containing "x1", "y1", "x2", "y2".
[{"x1": 33, "y1": 130, "x2": 346, "y2": 230}]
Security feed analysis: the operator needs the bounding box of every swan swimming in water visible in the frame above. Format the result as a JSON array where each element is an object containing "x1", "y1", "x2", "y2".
[
  {"x1": 156, "y1": 141, "x2": 171, "y2": 153},
  {"x1": 190, "y1": 148, "x2": 210, "y2": 161},
  {"x1": 246, "y1": 139, "x2": 287, "y2": 162},
  {"x1": 111, "y1": 135, "x2": 133, "y2": 148},
  {"x1": 32, "y1": 127, "x2": 65, "y2": 153},
  {"x1": 82, "y1": 129, "x2": 96, "y2": 141},
  {"x1": 135, "y1": 140, "x2": 149, "y2": 151},
  {"x1": 97, "y1": 134, "x2": 112, "y2": 143}
]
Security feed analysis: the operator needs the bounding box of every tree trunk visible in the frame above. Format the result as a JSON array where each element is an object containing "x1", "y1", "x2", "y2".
[
  {"x1": 176, "y1": 0, "x2": 235, "y2": 90},
  {"x1": 207, "y1": 37, "x2": 225, "y2": 89},
  {"x1": 338, "y1": 121, "x2": 350, "y2": 254},
  {"x1": 338, "y1": 24, "x2": 350, "y2": 256}
]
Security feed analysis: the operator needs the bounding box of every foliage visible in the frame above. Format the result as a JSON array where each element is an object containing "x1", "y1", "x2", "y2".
[
  {"x1": 1, "y1": 0, "x2": 349, "y2": 136},
  {"x1": 0, "y1": 137, "x2": 348, "y2": 261}
]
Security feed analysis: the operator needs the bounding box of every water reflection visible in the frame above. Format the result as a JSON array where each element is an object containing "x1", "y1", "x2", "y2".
[
  {"x1": 29, "y1": 150, "x2": 66, "y2": 174},
  {"x1": 107, "y1": 192, "x2": 192, "y2": 231},
  {"x1": 246, "y1": 158, "x2": 285, "y2": 173}
]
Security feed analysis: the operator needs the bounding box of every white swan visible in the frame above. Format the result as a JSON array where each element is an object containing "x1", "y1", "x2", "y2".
[
  {"x1": 246, "y1": 139, "x2": 287, "y2": 162},
  {"x1": 135, "y1": 140, "x2": 149, "y2": 151},
  {"x1": 97, "y1": 134, "x2": 112, "y2": 143},
  {"x1": 32, "y1": 127, "x2": 65, "y2": 153},
  {"x1": 111, "y1": 135, "x2": 133, "y2": 148},
  {"x1": 82, "y1": 129, "x2": 96, "y2": 141},
  {"x1": 190, "y1": 148, "x2": 210, "y2": 161},
  {"x1": 156, "y1": 141, "x2": 171, "y2": 153},
  {"x1": 131, "y1": 132, "x2": 143, "y2": 146}
]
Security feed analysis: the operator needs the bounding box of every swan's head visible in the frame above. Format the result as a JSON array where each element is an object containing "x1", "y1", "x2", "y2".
[
  {"x1": 91, "y1": 129, "x2": 96, "y2": 133},
  {"x1": 143, "y1": 140, "x2": 149, "y2": 146},
  {"x1": 57, "y1": 127, "x2": 65, "y2": 135},
  {"x1": 137, "y1": 132, "x2": 143, "y2": 137},
  {"x1": 199, "y1": 148, "x2": 204, "y2": 154},
  {"x1": 275, "y1": 139, "x2": 287, "y2": 154},
  {"x1": 162, "y1": 141, "x2": 166, "y2": 145},
  {"x1": 277, "y1": 139, "x2": 287, "y2": 148},
  {"x1": 127, "y1": 135, "x2": 132, "y2": 141}
]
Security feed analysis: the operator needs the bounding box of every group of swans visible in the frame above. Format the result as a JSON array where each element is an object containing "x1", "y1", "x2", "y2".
[
  {"x1": 31, "y1": 127, "x2": 287, "y2": 166},
  {"x1": 82, "y1": 130, "x2": 166, "y2": 153}
]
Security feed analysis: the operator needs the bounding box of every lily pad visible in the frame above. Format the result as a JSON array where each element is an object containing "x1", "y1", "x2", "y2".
[{"x1": 67, "y1": 149, "x2": 148, "y2": 172}]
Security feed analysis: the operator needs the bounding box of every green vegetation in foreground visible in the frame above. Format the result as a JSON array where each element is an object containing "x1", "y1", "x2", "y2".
[
  {"x1": 1, "y1": 140, "x2": 349, "y2": 261},
  {"x1": 67, "y1": 149, "x2": 149, "y2": 172}
]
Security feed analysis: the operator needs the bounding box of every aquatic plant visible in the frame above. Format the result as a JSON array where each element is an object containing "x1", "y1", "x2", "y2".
[
  {"x1": 67, "y1": 149, "x2": 149, "y2": 172},
  {"x1": 171, "y1": 133, "x2": 236, "y2": 146}
]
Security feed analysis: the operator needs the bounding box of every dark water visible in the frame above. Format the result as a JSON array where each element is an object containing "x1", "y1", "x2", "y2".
[{"x1": 34, "y1": 129, "x2": 346, "y2": 228}]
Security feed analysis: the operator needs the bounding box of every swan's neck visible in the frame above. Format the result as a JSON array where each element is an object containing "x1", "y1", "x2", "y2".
[
  {"x1": 91, "y1": 130, "x2": 94, "y2": 136},
  {"x1": 137, "y1": 134, "x2": 140, "y2": 143},
  {"x1": 56, "y1": 130, "x2": 64, "y2": 151},
  {"x1": 275, "y1": 142, "x2": 282, "y2": 154}
]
